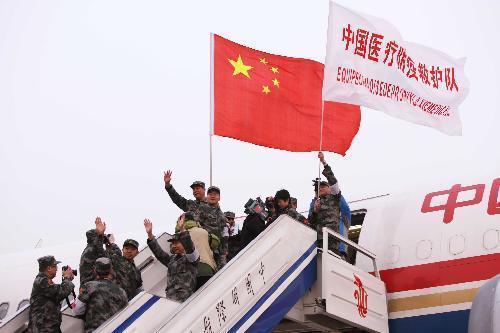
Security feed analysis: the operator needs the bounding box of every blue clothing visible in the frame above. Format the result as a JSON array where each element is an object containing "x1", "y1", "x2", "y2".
[{"x1": 309, "y1": 195, "x2": 351, "y2": 253}]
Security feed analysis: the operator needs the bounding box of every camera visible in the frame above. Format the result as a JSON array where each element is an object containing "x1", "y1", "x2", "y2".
[
  {"x1": 62, "y1": 265, "x2": 78, "y2": 276},
  {"x1": 244, "y1": 197, "x2": 268, "y2": 221},
  {"x1": 103, "y1": 233, "x2": 112, "y2": 246}
]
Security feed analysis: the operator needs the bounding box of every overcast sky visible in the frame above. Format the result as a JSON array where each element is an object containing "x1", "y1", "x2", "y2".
[{"x1": 0, "y1": 0, "x2": 499, "y2": 255}]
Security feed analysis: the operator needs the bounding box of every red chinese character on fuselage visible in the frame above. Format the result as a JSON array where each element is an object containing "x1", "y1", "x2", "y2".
[
  {"x1": 421, "y1": 183, "x2": 486, "y2": 223},
  {"x1": 488, "y1": 178, "x2": 500, "y2": 215}
]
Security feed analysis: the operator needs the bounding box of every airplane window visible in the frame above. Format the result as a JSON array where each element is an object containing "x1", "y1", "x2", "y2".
[
  {"x1": 0, "y1": 302, "x2": 9, "y2": 320},
  {"x1": 17, "y1": 299, "x2": 29, "y2": 311}
]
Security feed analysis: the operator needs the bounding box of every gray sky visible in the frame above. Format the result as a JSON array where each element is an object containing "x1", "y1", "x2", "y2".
[{"x1": 1, "y1": 0, "x2": 499, "y2": 255}]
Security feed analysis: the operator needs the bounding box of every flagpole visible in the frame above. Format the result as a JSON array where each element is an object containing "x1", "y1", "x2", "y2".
[
  {"x1": 317, "y1": 100, "x2": 325, "y2": 198},
  {"x1": 209, "y1": 134, "x2": 213, "y2": 186},
  {"x1": 209, "y1": 33, "x2": 215, "y2": 187}
]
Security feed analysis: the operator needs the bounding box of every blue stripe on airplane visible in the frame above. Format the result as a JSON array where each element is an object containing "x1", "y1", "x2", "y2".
[{"x1": 389, "y1": 309, "x2": 470, "y2": 333}]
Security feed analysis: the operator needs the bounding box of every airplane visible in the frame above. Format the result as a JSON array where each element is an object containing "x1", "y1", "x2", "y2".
[{"x1": 0, "y1": 173, "x2": 498, "y2": 332}]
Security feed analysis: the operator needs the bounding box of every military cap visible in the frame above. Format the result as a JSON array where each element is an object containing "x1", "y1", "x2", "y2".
[
  {"x1": 167, "y1": 233, "x2": 183, "y2": 243},
  {"x1": 313, "y1": 178, "x2": 329, "y2": 187},
  {"x1": 207, "y1": 186, "x2": 220, "y2": 194},
  {"x1": 123, "y1": 239, "x2": 139, "y2": 249},
  {"x1": 86, "y1": 229, "x2": 97, "y2": 243},
  {"x1": 190, "y1": 181, "x2": 205, "y2": 189},
  {"x1": 224, "y1": 211, "x2": 235, "y2": 219},
  {"x1": 95, "y1": 257, "x2": 112, "y2": 275},
  {"x1": 38, "y1": 255, "x2": 61, "y2": 270},
  {"x1": 290, "y1": 197, "x2": 297, "y2": 206},
  {"x1": 184, "y1": 211, "x2": 196, "y2": 221}
]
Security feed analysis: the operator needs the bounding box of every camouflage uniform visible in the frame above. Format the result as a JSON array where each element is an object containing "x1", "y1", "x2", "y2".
[
  {"x1": 147, "y1": 231, "x2": 199, "y2": 302},
  {"x1": 165, "y1": 183, "x2": 208, "y2": 222},
  {"x1": 27, "y1": 262, "x2": 75, "y2": 332},
  {"x1": 199, "y1": 204, "x2": 228, "y2": 268},
  {"x1": 78, "y1": 279, "x2": 128, "y2": 332},
  {"x1": 309, "y1": 164, "x2": 341, "y2": 252},
  {"x1": 272, "y1": 205, "x2": 307, "y2": 224},
  {"x1": 79, "y1": 229, "x2": 106, "y2": 285},
  {"x1": 106, "y1": 243, "x2": 143, "y2": 300}
]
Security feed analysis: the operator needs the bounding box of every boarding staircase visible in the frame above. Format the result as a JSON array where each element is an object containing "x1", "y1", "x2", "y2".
[{"x1": 0, "y1": 215, "x2": 389, "y2": 333}]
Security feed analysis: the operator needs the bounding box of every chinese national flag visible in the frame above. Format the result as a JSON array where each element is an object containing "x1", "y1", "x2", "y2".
[{"x1": 211, "y1": 34, "x2": 361, "y2": 155}]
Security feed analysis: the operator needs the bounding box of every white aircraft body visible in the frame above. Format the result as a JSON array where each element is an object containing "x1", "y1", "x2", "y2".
[{"x1": 0, "y1": 173, "x2": 498, "y2": 332}]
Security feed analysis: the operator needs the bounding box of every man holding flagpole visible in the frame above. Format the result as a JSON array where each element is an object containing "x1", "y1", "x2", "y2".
[{"x1": 309, "y1": 152, "x2": 342, "y2": 255}]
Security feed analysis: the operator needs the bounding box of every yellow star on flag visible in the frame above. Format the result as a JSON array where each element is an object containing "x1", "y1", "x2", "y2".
[
  {"x1": 259, "y1": 58, "x2": 268, "y2": 65},
  {"x1": 262, "y1": 85, "x2": 271, "y2": 94},
  {"x1": 272, "y1": 78, "x2": 280, "y2": 87},
  {"x1": 228, "y1": 55, "x2": 253, "y2": 78},
  {"x1": 270, "y1": 66, "x2": 279, "y2": 74}
]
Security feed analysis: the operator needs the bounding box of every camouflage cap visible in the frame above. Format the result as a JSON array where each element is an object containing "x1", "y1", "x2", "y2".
[
  {"x1": 38, "y1": 255, "x2": 61, "y2": 270},
  {"x1": 224, "y1": 211, "x2": 235, "y2": 219},
  {"x1": 290, "y1": 197, "x2": 297, "y2": 206},
  {"x1": 190, "y1": 181, "x2": 205, "y2": 189},
  {"x1": 313, "y1": 178, "x2": 329, "y2": 188},
  {"x1": 207, "y1": 186, "x2": 220, "y2": 194},
  {"x1": 86, "y1": 229, "x2": 97, "y2": 243},
  {"x1": 95, "y1": 257, "x2": 112, "y2": 275},
  {"x1": 167, "y1": 233, "x2": 183, "y2": 243},
  {"x1": 123, "y1": 239, "x2": 139, "y2": 249}
]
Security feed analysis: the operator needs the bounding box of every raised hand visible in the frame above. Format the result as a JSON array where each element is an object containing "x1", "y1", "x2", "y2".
[
  {"x1": 177, "y1": 213, "x2": 186, "y2": 232},
  {"x1": 318, "y1": 152, "x2": 326, "y2": 165},
  {"x1": 144, "y1": 218, "x2": 154, "y2": 239},
  {"x1": 95, "y1": 217, "x2": 106, "y2": 235},
  {"x1": 163, "y1": 170, "x2": 172, "y2": 186}
]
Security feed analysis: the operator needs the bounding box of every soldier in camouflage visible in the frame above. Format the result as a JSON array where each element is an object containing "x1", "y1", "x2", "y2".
[
  {"x1": 199, "y1": 186, "x2": 229, "y2": 268},
  {"x1": 79, "y1": 217, "x2": 107, "y2": 285},
  {"x1": 144, "y1": 217, "x2": 199, "y2": 302},
  {"x1": 105, "y1": 235, "x2": 143, "y2": 300},
  {"x1": 27, "y1": 255, "x2": 75, "y2": 333},
  {"x1": 272, "y1": 189, "x2": 307, "y2": 224},
  {"x1": 308, "y1": 152, "x2": 342, "y2": 254},
  {"x1": 163, "y1": 170, "x2": 207, "y2": 222},
  {"x1": 74, "y1": 257, "x2": 128, "y2": 332}
]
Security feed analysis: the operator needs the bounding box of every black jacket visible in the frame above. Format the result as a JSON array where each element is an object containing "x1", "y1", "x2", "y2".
[{"x1": 240, "y1": 214, "x2": 266, "y2": 249}]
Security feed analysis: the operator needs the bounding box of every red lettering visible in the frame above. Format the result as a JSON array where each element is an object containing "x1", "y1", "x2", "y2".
[
  {"x1": 488, "y1": 178, "x2": 500, "y2": 215},
  {"x1": 430, "y1": 65, "x2": 443, "y2": 89},
  {"x1": 342, "y1": 24, "x2": 355, "y2": 51},
  {"x1": 354, "y1": 29, "x2": 369, "y2": 58},
  {"x1": 383, "y1": 41, "x2": 398, "y2": 66},
  {"x1": 406, "y1": 56, "x2": 418, "y2": 81},
  {"x1": 367, "y1": 33, "x2": 384, "y2": 62},
  {"x1": 421, "y1": 183, "x2": 486, "y2": 223},
  {"x1": 418, "y1": 63, "x2": 430, "y2": 85},
  {"x1": 445, "y1": 67, "x2": 459, "y2": 92},
  {"x1": 396, "y1": 47, "x2": 407, "y2": 73}
]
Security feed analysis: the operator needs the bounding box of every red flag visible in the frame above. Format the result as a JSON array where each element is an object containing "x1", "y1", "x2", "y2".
[{"x1": 211, "y1": 34, "x2": 360, "y2": 155}]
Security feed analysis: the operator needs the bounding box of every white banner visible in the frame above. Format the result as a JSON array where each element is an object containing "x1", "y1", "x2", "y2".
[{"x1": 323, "y1": 2, "x2": 469, "y2": 135}]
